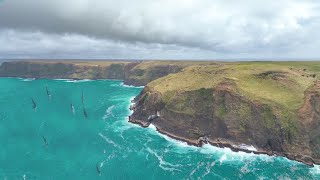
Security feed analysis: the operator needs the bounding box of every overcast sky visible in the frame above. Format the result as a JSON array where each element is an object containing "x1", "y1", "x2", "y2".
[{"x1": 0, "y1": 0, "x2": 319, "y2": 60}]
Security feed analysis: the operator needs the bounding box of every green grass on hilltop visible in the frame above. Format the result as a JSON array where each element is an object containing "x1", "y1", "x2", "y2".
[{"x1": 149, "y1": 62, "x2": 320, "y2": 111}]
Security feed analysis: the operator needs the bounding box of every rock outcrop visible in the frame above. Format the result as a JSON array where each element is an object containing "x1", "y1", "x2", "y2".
[
  {"x1": 130, "y1": 80, "x2": 320, "y2": 166},
  {"x1": 129, "y1": 62, "x2": 320, "y2": 166},
  {"x1": 0, "y1": 61, "x2": 136, "y2": 81},
  {"x1": 0, "y1": 61, "x2": 190, "y2": 86},
  {"x1": 1, "y1": 60, "x2": 320, "y2": 166}
]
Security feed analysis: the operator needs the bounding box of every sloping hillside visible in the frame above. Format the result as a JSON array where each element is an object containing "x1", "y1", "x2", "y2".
[
  {"x1": 130, "y1": 62, "x2": 320, "y2": 166},
  {"x1": 1, "y1": 60, "x2": 320, "y2": 166}
]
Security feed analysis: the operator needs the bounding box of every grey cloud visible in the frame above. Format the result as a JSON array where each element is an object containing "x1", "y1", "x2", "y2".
[
  {"x1": 0, "y1": 0, "x2": 320, "y2": 59},
  {"x1": 0, "y1": 29, "x2": 223, "y2": 59}
]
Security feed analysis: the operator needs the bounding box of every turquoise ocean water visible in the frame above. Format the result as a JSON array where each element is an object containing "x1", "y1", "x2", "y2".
[{"x1": 0, "y1": 78, "x2": 319, "y2": 179}]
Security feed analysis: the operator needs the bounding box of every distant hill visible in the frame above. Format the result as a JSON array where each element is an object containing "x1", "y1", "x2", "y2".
[{"x1": 1, "y1": 60, "x2": 320, "y2": 166}]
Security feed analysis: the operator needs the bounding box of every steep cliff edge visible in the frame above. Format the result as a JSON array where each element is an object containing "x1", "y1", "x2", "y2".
[
  {"x1": 1, "y1": 60, "x2": 320, "y2": 166},
  {"x1": 0, "y1": 61, "x2": 136, "y2": 81},
  {"x1": 130, "y1": 62, "x2": 320, "y2": 166},
  {"x1": 0, "y1": 61, "x2": 201, "y2": 85}
]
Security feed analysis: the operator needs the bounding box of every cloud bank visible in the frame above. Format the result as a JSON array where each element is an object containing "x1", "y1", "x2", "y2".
[{"x1": 0, "y1": 0, "x2": 319, "y2": 59}]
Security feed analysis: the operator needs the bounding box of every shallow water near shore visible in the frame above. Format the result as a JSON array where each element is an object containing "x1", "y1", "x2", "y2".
[{"x1": 0, "y1": 78, "x2": 319, "y2": 179}]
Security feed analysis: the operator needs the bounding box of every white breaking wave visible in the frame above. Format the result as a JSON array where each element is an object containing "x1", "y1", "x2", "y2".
[
  {"x1": 146, "y1": 147, "x2": 182, "y2": 172},
  {"x1": 21, "y1": 78, "x2": 35, "y2": 81},
  {"x1": 189, "y1": 162, "x2": 204, "y2": 177},
  {"x1": 236, "y1": 144, "x2": 257, "y2": 152},
  {"x1": 53, "y1": 78, "x2": 72, "y2": 81},
  {"x1": 100, "y1": 152, "x2": 116, "y2": 170},
  {"x1": 65, "y1": 79, "x2": 92, "y2": 83},
  {"x1": 310, "y1": 165, "x2": 320, "y2": 177},
  {"x1": 103, "y1": 105, "x2": 116, "y2": 120},
  {"x1": 99, "y1": 133, "x2": 118, "y2": 148},
  {"x1": 201, "y1": 161, "x2": 216, "y2": 178},
  {"x1": 147, "y1": 124, "x2": 196, "y2": 150},
  {"x1": 71, "y1": 105, "x2": 75, "y2": 115},
  {"x1": 145, "y1": 124, "x2": 276, "y2": 166},
  {"x1": 120, "y1": 82, "x2": 144, "y2": 88},
  {"x1": 219, "y1": 154, "x2": 227, "y2": 165}
]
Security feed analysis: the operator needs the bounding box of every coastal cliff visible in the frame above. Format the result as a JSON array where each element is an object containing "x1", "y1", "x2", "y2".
[
  {"x1": 0, "y1": 61, "x2": 136, "y2": 82},
  {"x1": 1, "y1": 60, "x2": 320, "y2": 166},
  {"x1": 129, "y1": 62, "x2": 320, "y2": 166},
  {"x1": 0, "y1": 61, "x2": 194, "y2": 86}
]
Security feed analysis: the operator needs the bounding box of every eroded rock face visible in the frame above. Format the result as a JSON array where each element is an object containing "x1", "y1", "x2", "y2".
[
  {"x1": 299, "y1": 80, "x2": 320, "y2": 164},
  {"x1": 0, "y1": 61, "x2": 184, "y2": 86},
  {"x1": 0, "y1": 62, "x2": 75, "y2": 78},
  {"x1": 124, "y1": 64, "x2": 185, "y2": 86},
  {"x1": 1, "y1": 61, "x2": 320, "y2": 166},
  {"x1": 131, "y1": 81, "x2": 320, "y2": 166}
]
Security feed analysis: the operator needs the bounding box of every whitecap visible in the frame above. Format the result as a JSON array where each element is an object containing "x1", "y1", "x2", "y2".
[
  {"x1": 235, "y1": 143, "x2": 257, "y2": 151},
  {"x1": 189, "y1": 162, "x2": 205, "y2": 178},
  {"x1": 219, "y1": 154, "x2": 227, "y2": 165},
  {"x1": 120, "y1": 82, "x2": 144, "y2": 88},
  {"x1": 146, "y1": 127, "x2": 279, "y2": 166},
  {"x1": 53, "y1": 78, "x2": 72, "y2": 81},
  {"x1": 146, "y1": 124, "x2": 193, "y2": 149},
  {"x1": 65, "y1": 79, "x2": 93, "y2": 83},
  {"x1": 201, "y1": 161, "x2": 216, "y2": 178},
  {"x1": 310, "y1": 165, "x2": 320, "y2": 177},
  {"x1": 102, "y1": 105, "x2": 116, "y2": 120},
  {"x1": 100, "y1": 152, "x2": 116, "y2": 169},
  {"x1": 21, "y1": 78, "x2": 35, "y2": 81},
  {"x1": 146, "y1": 147, "x2": 182, "y2": 172},
  {"x1": 98, "y1": 133, "x2": 118, "y2": 148}
]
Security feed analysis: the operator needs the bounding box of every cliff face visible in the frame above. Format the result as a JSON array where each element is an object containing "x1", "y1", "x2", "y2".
[
  {"x1": 123, "y1": 61, "x2": 209, "y2": 86},
  {"x1": 0, "y1": 61, "x2": 135, "y2": 80},
  {"x1": 130, "y1": 62, "x2": 320, "y2": 166},
  {"x1": 0, "y1": 61, "x2": 193, "y2": 86},
  {"x1": 1, "y1": 60, "x2": 320, "y2": 166},
  {"x1": 299, "y1": 80, "x2": 320, "y2": 163}
]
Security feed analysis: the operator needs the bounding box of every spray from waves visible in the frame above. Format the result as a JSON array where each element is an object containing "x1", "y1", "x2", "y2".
[
  {"x1": 310, "y1": 165, "x2": 320, "y2": 177},
  {"x1": 145, "y1": 124, "x2": 284, "y2": 169},
  {"x1": 64, "y1": 79, "x2": 93, "y2": 83},
  {"x1": 98, "y1": 133, "x2": 118, "y2": 148},
  {"x1": 200, "y1": 144, "x2": 277, "y2": 166},
  {"x1": 53, "y1": 79, "x2": 72, "y2": 81},
  {"x1": 219, "y1": 154, "x2": 227, "y2": 165},
  {"x1": 146, "y1": 147, "x2": 182, "y2": 172},
  {"x1": 142, "y1": 122, "x2": 319, "y2": 180},
  {"x1": 119, "y1": 82, "x2": 144, "y2": 89},
  {"x1": 102, "y1": 105, "x2": 116, "y2": 120},
  {"x1": 237, "y1": 144, "x2": 257, "y2": 151},
  {"x1": 146, "y1": 124, "x2": 198, "y2": 151}
]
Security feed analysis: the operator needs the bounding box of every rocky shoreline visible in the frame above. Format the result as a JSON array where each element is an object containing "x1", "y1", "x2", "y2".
[
  {"x1": 1, "y1": 60, "x2": 320, "y2": 167},
  {"x1": 128, "y1": 116, "x2": 317, "y2": 167}
]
